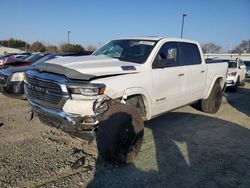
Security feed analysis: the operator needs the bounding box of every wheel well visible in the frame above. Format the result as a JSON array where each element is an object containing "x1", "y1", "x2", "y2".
[
  {"x1": 217, "y1": 77, "x2": 224, "y2": 89},
  {"x1": 125, "y1": 95, "x2": 147, "y2": 120}
]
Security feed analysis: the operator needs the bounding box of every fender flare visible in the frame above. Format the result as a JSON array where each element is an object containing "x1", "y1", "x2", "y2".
[
  {"x1": 108, "y1": 87, "x2": 152, "y2": 120},
  {"x1": 203, "y1": 75, "x2": 225, "y2": 99}
]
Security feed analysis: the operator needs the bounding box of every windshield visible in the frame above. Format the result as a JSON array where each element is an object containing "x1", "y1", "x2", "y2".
[
  {"x1": 25, "y1": 54, "x2": 43, "y2": 63},
  {"x1": 92, "y1": 39, "x2": 156, "y2": 64},
  {"x1": 32, "y1": 54, "x2": 56, "y2": 66},
  {"x1": 228, "y1": 61, "x2": 237, "y2": 68}
]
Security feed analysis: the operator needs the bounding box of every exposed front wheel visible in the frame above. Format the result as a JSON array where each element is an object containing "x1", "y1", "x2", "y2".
[
  {"x1": 201, "y1": 82, "x2": 222, "y2": 114},
  {"x1": 97, "y1": 103, "x2": 144, "y2": 163}
]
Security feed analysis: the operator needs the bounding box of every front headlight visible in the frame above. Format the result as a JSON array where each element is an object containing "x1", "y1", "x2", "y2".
[
  {"x1": 228, "y1": 72, "x2": 237, "y2": 76},
  {"x1": 68, "y1": 83, "x2": 106, "y2": 96},
  {"x1": 11, "y1": 72, "x2": 26, "y2": 81}
]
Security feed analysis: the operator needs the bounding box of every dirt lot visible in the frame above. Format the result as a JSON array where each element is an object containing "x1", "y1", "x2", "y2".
[{"x1": 0, "y1": 80, "x2": 250, "y2": 188}]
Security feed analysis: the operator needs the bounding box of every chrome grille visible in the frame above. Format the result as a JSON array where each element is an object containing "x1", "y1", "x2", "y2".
[{"x1": 25, "y1": 74, "x2": 67, "y2": 108}]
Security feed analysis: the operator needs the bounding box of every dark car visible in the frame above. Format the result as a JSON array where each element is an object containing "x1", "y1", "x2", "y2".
[
  {"x1": 0, "y1": 53, "x2": 49, "y2": 70},
  {"x1": 0, "y1": 51, "x2": 92, "y2": 98}
]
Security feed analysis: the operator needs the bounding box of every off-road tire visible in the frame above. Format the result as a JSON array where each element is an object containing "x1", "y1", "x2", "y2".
[
  {"x1": 97, "y1": 103, "x2": 144, "y2": 163},
  {"x1": 201, "y1": 82, "x2": 222, "y2": 114}
]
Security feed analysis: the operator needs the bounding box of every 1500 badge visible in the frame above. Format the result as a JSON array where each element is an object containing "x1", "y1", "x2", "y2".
[{"x1": 156, "y1": 97, "x2": 166, "y2": 102}]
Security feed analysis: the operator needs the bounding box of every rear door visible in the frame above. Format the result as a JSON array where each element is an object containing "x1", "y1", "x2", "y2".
[
  {"x1": 178, "y1": 42, "x2": 206, "y2": 104},
  {"x1": 151, "y1": 42, "x2": 185, "y2": 116}
]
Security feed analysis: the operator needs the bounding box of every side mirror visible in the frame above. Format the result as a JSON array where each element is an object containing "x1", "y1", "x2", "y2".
[
  {"x1": 153, "y1": 59, "x2": 165, "y2": 69},
  {"x1": 240, "y1": 65, "x2": 245, "y2": 69}
]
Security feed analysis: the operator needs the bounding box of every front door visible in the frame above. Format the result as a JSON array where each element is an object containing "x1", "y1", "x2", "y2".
[{"x1": 151, "y1": 42, "x2": 185, "y2": 116}]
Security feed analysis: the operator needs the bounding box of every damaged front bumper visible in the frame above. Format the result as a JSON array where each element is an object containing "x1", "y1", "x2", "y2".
[{"x1": 29, "y1": 99, "x2": 99, "y2": 142}]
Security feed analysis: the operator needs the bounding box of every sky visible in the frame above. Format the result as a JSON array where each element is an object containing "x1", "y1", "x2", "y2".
[{"x1": 1, "y1": 0, "x2": 250, "y2": 51}]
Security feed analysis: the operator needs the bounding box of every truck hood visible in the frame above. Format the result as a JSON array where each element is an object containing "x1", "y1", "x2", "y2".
[
  {"x1": 45, "y1": 55, "x2": 140, "y2": 76},
  {"x1": 33, "y1": 55, "x2": 140, "y2": 81}
]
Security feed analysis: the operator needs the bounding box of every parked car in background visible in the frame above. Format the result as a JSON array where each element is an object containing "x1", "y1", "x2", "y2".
[
  {"x1": 0, "y1": 54, "x2": 14, "y2": 66},
  {"x1": 25, "y1": 37, "x2": 228, "y2": 163},
  {"x1": 226, "y1": 58, "x2": 246, "y2": 91},
  {"x1": 0, "y1": 53, "x2": 49, "y2": 70},
  {"x1": 13, "y1": 53, "x2": 31, "y2": 60},
  {"x1": 0, "y1": 52, "x2": 92, "y2": 98},
  {"x1": 244, "y1": 61, "x2": 250, "y2": 77}
]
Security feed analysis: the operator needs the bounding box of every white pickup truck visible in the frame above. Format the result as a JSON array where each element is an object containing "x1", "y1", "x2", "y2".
[{"x1": 24, "y1": 37, "x2": 228, "y2": 163}]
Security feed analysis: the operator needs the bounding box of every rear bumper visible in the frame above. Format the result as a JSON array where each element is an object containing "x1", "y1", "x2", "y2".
[{"x1": 29, "y1": 99, "x2": 98, "y2": 140}]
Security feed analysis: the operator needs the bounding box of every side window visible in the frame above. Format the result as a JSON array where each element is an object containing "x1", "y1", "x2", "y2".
[
  {"x1": 178, "y1": 43, "x2": 202, "y2": 66},
  {"x1": 153, "y1": 42, "x2": 179, "y2": 68}
]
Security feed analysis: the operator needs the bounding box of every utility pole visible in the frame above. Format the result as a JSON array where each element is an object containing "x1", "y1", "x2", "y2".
[
  {"x1": 67, "y1": 31, "x2": 71, "y2": 44},
  {"x1": 181, "y1": 13, "x2": 187, "y2": 38}
]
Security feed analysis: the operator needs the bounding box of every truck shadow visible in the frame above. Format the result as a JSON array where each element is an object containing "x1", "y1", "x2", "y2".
[
  {"x1": 225, "y1": 86, "x2": 250, "y2": 117},
  {"x1": 87, "y1": 112, "x2": 250, "y2": 187}
]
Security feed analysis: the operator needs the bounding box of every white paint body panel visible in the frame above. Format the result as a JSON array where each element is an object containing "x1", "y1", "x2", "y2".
[
  {"x1": 46, "y1": 55, "x2": 139, "y2": 76},
  {"x1": 46, "y1": 38, "x2": 228, "y2": 120}
]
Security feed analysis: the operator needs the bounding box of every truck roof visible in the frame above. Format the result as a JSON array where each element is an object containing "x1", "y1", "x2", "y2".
[
  {"x1": 115, "y1": 37, "x2": 199, "y2": 44},
  {"x1": 117, "y1": 37, "x2": 164, "y2": 41}
]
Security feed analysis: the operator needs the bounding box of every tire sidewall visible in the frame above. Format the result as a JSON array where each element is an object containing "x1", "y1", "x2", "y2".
[
  {"x1": 212, "y1": 83, "x2": 222, "y2": 112},
  {"x1": 97, "y1": 104, "x2": 144, "y2": 163}
]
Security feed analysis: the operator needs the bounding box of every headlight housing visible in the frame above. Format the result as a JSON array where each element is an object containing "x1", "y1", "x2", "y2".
[
  {"x1": 228, "y1": 72, "x2": 237, "y2": 76},
  {"x1": 11, "y1": 72, "x2": 26, "y2": 81},
  {"x1": 68, "y1": 83, "x2": 106, "y2": 97}
]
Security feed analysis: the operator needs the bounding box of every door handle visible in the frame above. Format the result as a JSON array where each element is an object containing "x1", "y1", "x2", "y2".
[
  {"x1": 200, "y1": 70, "x2": 205, "y2": 73},
  {"x1": 178, "y1": 73, "x2": 184, "y2": 76}
]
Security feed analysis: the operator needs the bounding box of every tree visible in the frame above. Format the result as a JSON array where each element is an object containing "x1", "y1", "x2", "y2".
[
  {"x1": 59, "y1": 43, "x2": 84, "y2": 52},
  {"x1": 0, "y1": 38, "x2": 29, "y2": 50},
  {"x1": 201, "y1": 43, "x2": 221, "y2": 53},
  {"x1": 232, "y1": 40, "x2": 250, "y2": 53},
  {"x1": 30, "y1": 41, "x2": 46, "y2": 52},
  {"x1": 46, "y1": 45, "x2": 58, "y2": 52},
  {"x1": 86, "y1": 45, "x2": 97, "y2": 52}
]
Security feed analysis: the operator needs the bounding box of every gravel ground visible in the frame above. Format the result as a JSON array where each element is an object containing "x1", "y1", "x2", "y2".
[{"x1": 0, "y1": 79, "x2": 250, "y2": 188}]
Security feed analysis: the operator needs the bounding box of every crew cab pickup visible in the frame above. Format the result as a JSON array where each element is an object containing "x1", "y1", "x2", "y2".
[{"x1": 24, "y1": 37, "x2": 228, "y2": 163}]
